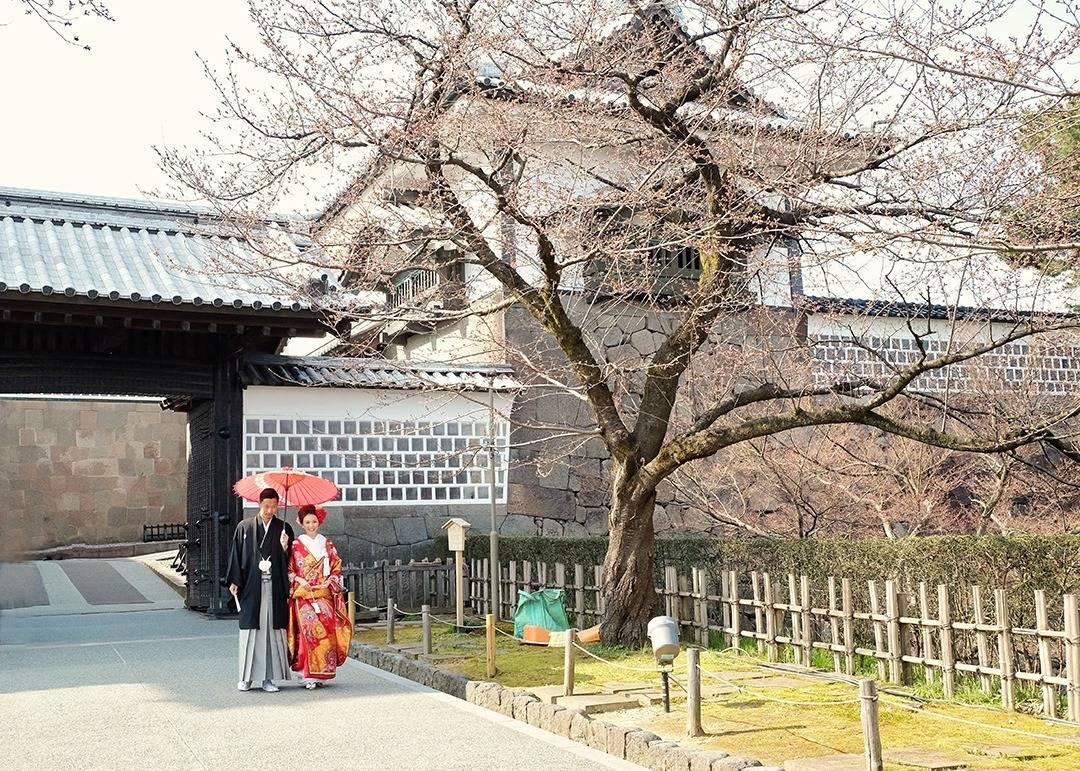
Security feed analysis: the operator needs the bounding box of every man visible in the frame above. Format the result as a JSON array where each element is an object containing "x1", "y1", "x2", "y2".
[{"x1": 226, "y1": 487, "x2": 294, "y2": 692}]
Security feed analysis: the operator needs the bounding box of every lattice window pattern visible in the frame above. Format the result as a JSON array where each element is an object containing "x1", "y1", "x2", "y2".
[{"x1": 244, "y1": 417, "x2": 509, "y2": 506}]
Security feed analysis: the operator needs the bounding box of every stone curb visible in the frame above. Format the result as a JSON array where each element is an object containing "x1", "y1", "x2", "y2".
[
  {"x1": 350, "y1": 642, "x2": 470, "y2": 700},
  {"x1": 349, "y1": 642, "x2": 779, "y2": 771},
  {"x1": 134, "y1": 552, "x2": 187, "y2": 598}
]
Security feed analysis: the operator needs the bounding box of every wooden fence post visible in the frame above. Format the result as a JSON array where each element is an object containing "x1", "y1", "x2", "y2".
[
  {"x1": 751, "y1": 571, "x2": 765, "y2": 654},
  {"x1": 995, "y1": 588, "x2": 1016, "y2": 711},
  {"x1": 1034, "y1": 590, "x2": 1056, "y2": 719},
  {"x1": 788, "y1": 573, "x2": 802, "y2": 666},
  {"x1": 486, "y1": 613, "x2": 496, "y2": 677},
  {"x1": 422, "y1": 604, "x2": 432, "y2": 655},
  {"x1": 454, "y1": 557, "x2": 465, "y2": 627},
  {"x1": 522, "y1": 560, "x2": 533, "y2": 594},
  {"x1": 665, "y1": 566, "x2": 677, "y2": 619},
  {"x1": 937, "y1": 585, "x2": 956, "y2": 699},
  {"x1": 763, "y1": 572, "x2": 778, "y2": 662},
  {"x1": 348, "y1": 589, "x2": 356, "y2": 629},
  {"x1": 680, "y1": 570, "x2": 693, "y2": 623},
  {"x1": 729, "y1": 570, "x2": 742, "y2": 652},
  {"x1": 972, "y1": 585, "x2": 993, "y2": 694},
  {"x1": 897, "y1": 586, "x2": 913, "y2": 685},
  {"x1": 694, "y1": 568, "x2": 710, "y2": 646},
  {"x1": 387, "y1": 596, "x2": 396, "y2": 645},
  {"x1": 842, "y1": 577, "x2": 856, "y2": 676},
  {"x1": 564, "y1": 628, "x2": 576, "y2": 697},
  {"x1": 800, "y1": 575, "x2": 812, "y2": 668},
  {"x1": 1065, "y1": 594, "x2": 1080, "y2": 722},
  {"x1": 720, "y1": 571, "x2": 731, "y2": 643},
  {"x1": 508, "y1": 561, "x2": 518, "y2": 618},
  {"x1": 594, "y1": 565, "x2": 605, "y2": 618},
  {"x1": 868, "y1": 580, "x2": 887, "y2": 680},
  {"x1": 434, "y1": 559, "x2": 445, "y2": 611},
  {"x1": 828, "y1": 576, "x2": 842, "y2": 673},
  {"x1": 918, "y1": 583, "x2": 935, "y2": 685},
  {"x1": 687, "y1": 647, "x2": 703, "y2": 737},
  {"x1": 860, "y1": 679, "x2": 884, "y2": 771},
  {"x1": 574, "y1": 563, "x2": 586, "y2": 628},
  {"x1": 885, "y1": 580, "x2": 902, "y2": 684}
]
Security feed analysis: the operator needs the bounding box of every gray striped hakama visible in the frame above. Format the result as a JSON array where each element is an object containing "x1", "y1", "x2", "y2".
[{"x1": 238, "y1": 572, "x2": 290, "y2": 683}]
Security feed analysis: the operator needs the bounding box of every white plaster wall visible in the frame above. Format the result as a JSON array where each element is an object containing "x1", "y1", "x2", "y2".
[
  {"x1": 806, "y1": 313, "x2": 1024, "y2": 345},
  {"x1": 245, "y1": 385, "x2": 513, "y2": 425}
]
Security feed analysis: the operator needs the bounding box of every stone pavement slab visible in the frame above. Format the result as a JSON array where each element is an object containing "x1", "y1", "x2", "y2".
[
  {"x1": 704, "y1": 670, "x2": 772, "y2": 682},
  {"x1": 0, "y1": 562, "x2": 49, "y2": 609},
  {"x1": 886, "y1": 749, "x2": 969, "y2": 769},
  {"x1": 784, "y1": 754, "x2": 865, "y2": 770},
  {"x1": 747, "y1": 676, "x2": 815, "y2": 688},
  {"x1": 0, "y1": 559, "x2": 184, "y2": 620},
  {"x1": 530, "y1": 684, "x2": 600, "y2": 703},
  {"x1": 1, "y1": 561, "x2": 643, "y2": 770},
  {"x1": 556, "y1": 693, "x2": 642, "y2": 714}
]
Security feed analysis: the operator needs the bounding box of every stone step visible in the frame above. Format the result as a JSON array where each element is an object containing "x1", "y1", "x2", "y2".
[
  {"x1": 708, "y1": 670, "x2": 774, "y2": 681},
  {"x1": 527, "y1": 684, "x2": 599, "y2": 704},
  {"x1": 744, "y1": 676, "x2": 815, "y2": 689},
  {"x1": 419, "y1": 653, "x2": 468, "y2": 664},
  {"x1": 386, "y1": 644, "x2": 424, "y2": 659},
  {"x1": 600, "y1": 681, "x2": 654, "y2": 693},
  {"x1": 553, "y1": 693, "x2": 642, "y2": 714},
  {"x1": 784, "y1": 754, "x2": 866, "y2": 771},
  {"x1": 967, "y1": 745, "x2": 1054, "y2": 760},
  {"x1": 618, "y1": 683, "x2": 739, "y2": 707},
  {"x1": 885, "y1": 749, "x2": 969, "y2": 769}
]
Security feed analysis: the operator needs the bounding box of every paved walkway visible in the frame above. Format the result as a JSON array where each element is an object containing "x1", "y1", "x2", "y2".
[{"x1": 0, "y1": 559, "x2": 641, "y2": 770}]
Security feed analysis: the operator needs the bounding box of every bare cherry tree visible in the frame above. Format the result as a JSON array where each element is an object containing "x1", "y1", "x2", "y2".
[
  {"x1": 162, "y1": 0, "x2": 1080, "y2": 643},
  {"x1": 675, "y1": 423, "x2": 1080, "y2": 539},
  {"x1": 6, "y1": 1, "x2": 112, "y2": 48}
]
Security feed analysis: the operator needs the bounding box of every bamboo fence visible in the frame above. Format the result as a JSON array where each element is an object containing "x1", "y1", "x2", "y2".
[{"x1": 466, "y1": 557, "x2": 1080, "y2": 721}]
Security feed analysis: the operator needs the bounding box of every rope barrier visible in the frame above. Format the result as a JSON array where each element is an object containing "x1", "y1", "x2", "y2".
[
  {"x1": 697, "y1": 666, "x2": 862, "y2": 707},
  {"x1": 493, "y1": 625, "x2": 526, "y2": 642},
  {"x1": 352, "y1": 600, "x2": 381, "y2": 612},
  {"x1": 571, "y1": 641, "x2": 670, "y2": 674},
  {"x1": 701, "y1": 661, "x2": 1080, "y2": 744},
  {"x1": 353, "y1": 603, "x2": 1080, "y2": 749},
  {"x1": 393, "y1": 607, "x2": 426, "y2": 617},
  {"x1": 879, "y1": 699, "x2": 1080, "y2": 747},
  {"x1": 426, "y1": 614, "x2": 485, "y2": 630}
]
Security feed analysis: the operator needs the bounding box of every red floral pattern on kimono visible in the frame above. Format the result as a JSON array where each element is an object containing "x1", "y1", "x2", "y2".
[{"x1": 287, "y1": 536, "x2": 352, "y2": 681}]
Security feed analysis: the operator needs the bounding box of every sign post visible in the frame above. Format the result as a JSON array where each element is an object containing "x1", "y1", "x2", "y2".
[{"x1": 442, "y1": 518, "x2": 472, "y2": 630}]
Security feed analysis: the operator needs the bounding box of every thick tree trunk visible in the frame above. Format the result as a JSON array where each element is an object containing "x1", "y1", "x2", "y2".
[{"x1": 599, "y1": 479, "x2": 659, "y2": 646}]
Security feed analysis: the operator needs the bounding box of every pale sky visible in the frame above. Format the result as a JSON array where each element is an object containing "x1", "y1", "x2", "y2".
[{"x1": 0, "y1": 0, "x2": 257, "y2": 205}]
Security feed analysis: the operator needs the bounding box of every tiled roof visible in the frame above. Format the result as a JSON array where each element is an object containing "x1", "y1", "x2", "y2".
[
  {"x1": 0, "y1": 187, "x2": 312, "y2": 312},
  {"x1": 796, "y1": 295, "x2": 1079, "y2": 322},
  {"x1": 241, "y1": 353, "x2": 521, "y2": 391}
]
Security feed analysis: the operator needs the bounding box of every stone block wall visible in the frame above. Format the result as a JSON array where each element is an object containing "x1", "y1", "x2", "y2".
[
  {"x1": 501, "y1": 300, "x2": 715, "y2": 538},
  {"x1": 0, "y1": 398, "x2": 188, "y2": 558}
]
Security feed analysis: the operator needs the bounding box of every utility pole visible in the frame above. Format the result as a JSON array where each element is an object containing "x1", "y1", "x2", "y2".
[{"x1": 488, "y1": 387, "x2": 500, "y2": 621}]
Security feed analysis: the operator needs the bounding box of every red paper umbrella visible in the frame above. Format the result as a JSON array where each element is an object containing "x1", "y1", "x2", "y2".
[{"x1": 233, "y1": 467, "x2": 339, "y2": 508}]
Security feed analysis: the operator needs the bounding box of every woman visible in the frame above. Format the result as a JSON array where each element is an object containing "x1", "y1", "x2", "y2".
[{"x1": 287, "y1": 504, "x2": 352, "y2": 688}]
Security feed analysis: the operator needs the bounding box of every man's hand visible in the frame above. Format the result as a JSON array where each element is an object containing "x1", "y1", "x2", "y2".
[
  {"x1": 280, "y1": 531, "x2": 290, "y2": 550},
  {"x1": 229, "y1": 583, "x2": 239, "y2": 596}
]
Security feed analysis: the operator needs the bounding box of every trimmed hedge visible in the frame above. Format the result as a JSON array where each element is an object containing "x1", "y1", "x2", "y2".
[{"x1": 465, "y1": 533, "x2": 1080, "y2": 597}]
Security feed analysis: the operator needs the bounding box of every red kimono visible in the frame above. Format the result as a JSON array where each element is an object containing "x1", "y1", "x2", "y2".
[{"x1": 287, "y1": 535, "x2": 352, "y2": 681}]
